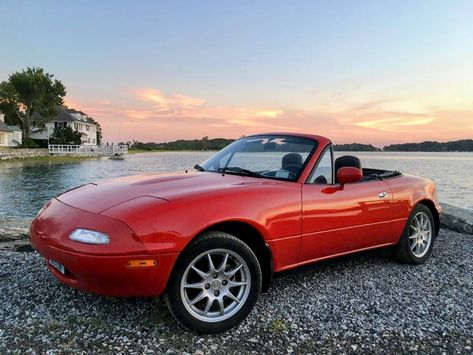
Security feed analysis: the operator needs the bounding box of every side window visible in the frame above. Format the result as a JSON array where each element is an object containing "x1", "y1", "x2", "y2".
[{"x1": 308, "y1": 147, "x2": 333, "y2": 184}]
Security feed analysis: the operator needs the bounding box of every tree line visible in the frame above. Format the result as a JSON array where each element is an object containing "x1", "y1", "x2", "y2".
[
  {"x1": 126, "y1": 137, "x2": 235, "y2": 151},
  {"x1": 383, "y1": 140, "x2": 473, "y2": 152},
  {"x1": 126, "y1": 139, "x2": 473, "y2": 152},
  {"x1": 332, "y1": 141, "x2": 472, "y2": 151},
  {"x1": 333, "y1": 143, "x2": 380, "y2": 151}
]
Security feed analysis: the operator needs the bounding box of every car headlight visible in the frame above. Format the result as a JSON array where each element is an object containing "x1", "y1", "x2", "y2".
[{"x1": 69, "y1": 229, "x2": 110, "y2": 245}]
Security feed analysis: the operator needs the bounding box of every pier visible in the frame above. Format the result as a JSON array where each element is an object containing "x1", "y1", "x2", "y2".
[{"x1": 48, "y1": 144, "x2": 128, "y2": 156}]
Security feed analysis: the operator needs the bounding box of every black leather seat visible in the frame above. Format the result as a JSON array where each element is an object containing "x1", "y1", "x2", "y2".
[
  {"x1": 282, "y1": 153, "x2": 303, "y2": 176},
  {"x1": 334, "y1": 155, "x2": 362, "y2": 182}
]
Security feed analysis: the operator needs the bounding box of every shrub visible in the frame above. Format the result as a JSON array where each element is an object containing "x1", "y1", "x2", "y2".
[{"x1": 20, "y1": 139, "x2": 40, "y2": 148}]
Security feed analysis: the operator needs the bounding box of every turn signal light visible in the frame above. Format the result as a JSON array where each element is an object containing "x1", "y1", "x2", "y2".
[{"x1": 127, "y1": 259, "x2": 157, "y2": 268}]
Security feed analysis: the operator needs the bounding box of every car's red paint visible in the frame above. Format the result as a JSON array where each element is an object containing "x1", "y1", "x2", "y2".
[
  {"x1": 29, "y1": 198, "x2": 179, "y2": 296},
  {"x1": 300, "y1": 178, "x2": 395, "y2": 265},
  {"x1": 337, "y1": 166, "x2": 363, "y2": 184},
  {"x1": 30, "y1": 132, "x2": 442, "y2": 297}
]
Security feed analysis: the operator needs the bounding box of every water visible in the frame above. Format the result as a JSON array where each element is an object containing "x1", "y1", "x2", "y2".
[{"x1": 0, "y1": 151, "x2": 472, "y2": 218}]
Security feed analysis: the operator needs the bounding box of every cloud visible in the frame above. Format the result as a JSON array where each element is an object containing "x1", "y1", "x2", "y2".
[
  {"x1": 354, "y1": 116, "x2": 436, "y2": 129},
  {"x1": 65, "y1": 87, "x2": 473, "y2": 145},
  {"x1": 135, "y1": 88, "x2": 205, "y2": 110}
]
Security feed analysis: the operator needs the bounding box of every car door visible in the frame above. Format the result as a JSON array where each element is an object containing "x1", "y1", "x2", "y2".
[{"x1": 299, "y1": 147, "x2": 394, "y2": 263}]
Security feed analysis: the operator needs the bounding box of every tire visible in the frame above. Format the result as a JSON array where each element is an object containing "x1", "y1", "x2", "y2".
[
  {"x1": 165, "y1": 231, "x2": 262, "y2": 334},
  {"x1": 393, "y1": 204, "x2": 435, "y2": 264}
]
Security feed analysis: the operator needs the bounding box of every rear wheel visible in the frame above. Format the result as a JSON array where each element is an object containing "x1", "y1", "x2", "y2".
[
  {"x1": 165, "y1": 231, "x2": 262, "y2": 334},
  {"x1": 394, "y1": 204, "x2": 435, "y2": 264}
]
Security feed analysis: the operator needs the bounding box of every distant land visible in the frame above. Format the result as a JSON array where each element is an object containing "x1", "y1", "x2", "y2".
[
  {"x1": 123, "y1": 138, "x2": 473, "y2": 152},
  {"x1": 332, "y1": 143, "x2": 379, "y2": 151},
  {"x1": 126, "y1": 137, "x2": 234, "y2": 152},
  {"x1": 383, "y1": 140, "x2": 473, "y2": 152}
]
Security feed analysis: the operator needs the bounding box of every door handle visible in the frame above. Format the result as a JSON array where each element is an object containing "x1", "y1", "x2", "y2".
[{"x1": 378, "y1": 192, "x2": 388, "y2": 198}]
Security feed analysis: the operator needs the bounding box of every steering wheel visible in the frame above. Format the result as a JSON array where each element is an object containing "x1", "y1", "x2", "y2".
[{"x1": 282, "y1": 164, "x2": 300, "y2": 178}]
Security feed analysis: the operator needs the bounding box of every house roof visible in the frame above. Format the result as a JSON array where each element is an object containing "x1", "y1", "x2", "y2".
[
  {"x1": 32, "y1": 106, "x2": 93, "y2": 124},
  {"x1": 67, "y1": 108, "x2": 87, "y2": 115},
  {"x1": 56, "y1": 107, "x2": 80, "y2": 122},
  {"x1": 0, "y1": 121, "x2": 13, "y2": 133},
  {"x1": 65, "y1": 109, "x2": 89, "y2": 122}
]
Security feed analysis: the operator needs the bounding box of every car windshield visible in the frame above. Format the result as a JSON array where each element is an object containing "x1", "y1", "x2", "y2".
[{"x1": 199, "y1": 135, "x2": 318, "y2": 181}]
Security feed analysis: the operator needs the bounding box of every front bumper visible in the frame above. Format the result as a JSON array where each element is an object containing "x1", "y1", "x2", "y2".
[
  {"x1": 31, "y1": 239, "x2": 178, "y2": 296},
  {"x1": 30, "y1": 198, "x2": 179, "y2": 297}
]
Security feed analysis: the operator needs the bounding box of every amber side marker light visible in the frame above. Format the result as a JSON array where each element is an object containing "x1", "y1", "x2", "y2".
[{"x1": 127, "y1": 259, "x2": 157, "y2": 268}]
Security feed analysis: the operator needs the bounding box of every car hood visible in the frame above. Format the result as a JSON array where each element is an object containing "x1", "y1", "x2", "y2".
[{"x1": 56, "y1": 171, "x2": 276, "y2": 214}]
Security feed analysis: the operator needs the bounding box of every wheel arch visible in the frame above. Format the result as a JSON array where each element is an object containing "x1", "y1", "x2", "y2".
[
  {"x1": 417, "y1": 199, "x2": 440, "y2": 236},
  {"x1": 175, "y1": 220, "x2": 273, "y2": 293},
  {"x1": 202, "y1": 221, "x2": 273, "y2": 292}
]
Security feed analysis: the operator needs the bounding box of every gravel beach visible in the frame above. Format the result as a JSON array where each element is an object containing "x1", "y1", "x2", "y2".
[{"x1": 1, "y1": 228, "x2": 472, "y2": 354}]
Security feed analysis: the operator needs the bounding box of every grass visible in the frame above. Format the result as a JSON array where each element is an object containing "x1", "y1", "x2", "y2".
[
  {"x1": 86, "y1": 316, "x2": 107, "y2": 330},
  {"x1": 127, "y1": 149, "x2": 162, "y2": 154},
  {"x1": 270, "y1": 318, "x2": 288, "y2": 332}
]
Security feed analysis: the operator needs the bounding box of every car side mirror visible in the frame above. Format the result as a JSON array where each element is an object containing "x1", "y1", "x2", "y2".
[{"x1": 337, "y1": 167, "x2": 363, "y2": 185}]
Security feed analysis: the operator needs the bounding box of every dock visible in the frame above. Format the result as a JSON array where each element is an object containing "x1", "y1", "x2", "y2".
[{"x1": 48, "y1": 144, "x2": 128, "y2": 156}]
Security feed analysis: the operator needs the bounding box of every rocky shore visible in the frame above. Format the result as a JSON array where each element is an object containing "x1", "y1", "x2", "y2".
[
  {"x1": 0, "y1": 204, "x2": 472, "y2": 353},
  {"x1": 1, "y1": 228, "x2": 472, "y2": 353},
  {"x1": 440, "y1": 203, "x2": 473, "y2": 235},
  {"x1": 0, "y1": 148, "x2": 50, "y2": 161},
  {"x1": 0, "y1": 217, "x2": 31, "y2": 251},
  {"x1": 0, "y1": 148, "x2": 111, "y2": 162}
]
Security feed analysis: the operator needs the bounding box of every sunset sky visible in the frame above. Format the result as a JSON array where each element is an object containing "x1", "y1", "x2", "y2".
[{"x1": 1, "y1": 1, "x2": 472, "y2": 145}]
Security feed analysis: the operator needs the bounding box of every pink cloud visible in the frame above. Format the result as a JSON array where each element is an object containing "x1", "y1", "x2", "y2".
[
  {"x1": 135, "y1": 88, "x2": 205, "y2": 109},
  {"x1": 65, "y1": 88, "x2": 473, "y2": 146}
]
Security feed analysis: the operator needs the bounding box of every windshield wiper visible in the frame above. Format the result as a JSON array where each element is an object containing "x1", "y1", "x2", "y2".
[
  {"x1": 218, "y1": 167, "x2": 262, "y2": 178},
  {"x1": 194, "y1": 164, "x2": 205, "y2": 172}
]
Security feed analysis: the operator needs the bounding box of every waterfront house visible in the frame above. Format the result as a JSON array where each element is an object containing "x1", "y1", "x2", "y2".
[
  {"x1": 0, "y1": 112, "x2": 23, "y2": 147},
  {"x1": 31, "y1": 106, "x2": 98, "y2": 145}
]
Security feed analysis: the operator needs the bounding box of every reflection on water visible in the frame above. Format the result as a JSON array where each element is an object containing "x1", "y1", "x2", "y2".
[{"x1": 0, "y1": 151, "x2": 472, "y2": 218}]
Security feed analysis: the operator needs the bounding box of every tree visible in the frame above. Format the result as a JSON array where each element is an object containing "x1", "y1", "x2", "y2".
[
  {"x1": 50, "y1": 126, "x2": 82, "y2": 145},
  {"x1": 383, "y1": 139, "x2": 473, "y2": 152},
  {"x1": 128, "y1": 138, "x2": 234, "y2": 151},
  {"x1": 0, "y1": 67, "x2": 66, "y2": 140},
  {"x1": 333, "y1": 143, "x2": 379, "y2": 151}
]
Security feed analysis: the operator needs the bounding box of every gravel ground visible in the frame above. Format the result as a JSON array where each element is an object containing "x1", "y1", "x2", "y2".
[{"x1": 1, "y1": 229, "x2": 472, "y2": 354}]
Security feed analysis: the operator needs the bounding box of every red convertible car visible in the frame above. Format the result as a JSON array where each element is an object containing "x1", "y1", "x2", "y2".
[{"x1": 30, "y1": 133, "x2": 441, "y2": 333}]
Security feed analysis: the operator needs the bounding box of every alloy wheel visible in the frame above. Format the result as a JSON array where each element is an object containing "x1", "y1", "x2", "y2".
[
  {"x1": 408, "y1": 211, "x2": 432, "y2": 258},
  {"x1": 180, "y1": 248, "x2": 251, "y2": 323}
]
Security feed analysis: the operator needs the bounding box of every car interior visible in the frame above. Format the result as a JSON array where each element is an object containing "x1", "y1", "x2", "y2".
[
  {"x1": 281, "y1": 153, "x2": 303, "y2": 176},
  {"x1": 311, "y1": 153, "x2": 401, "y2": 185}
]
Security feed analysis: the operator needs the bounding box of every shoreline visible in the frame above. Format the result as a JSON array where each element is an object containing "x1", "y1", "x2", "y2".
[
  {"x1": 1, "y1": 203, "x2": 471, "y2": 251},
  {"x1": 0, "y1": 149, "x2": 472, "y2": 164},
  {"x1": 129, "y1": 149, "x2": 473, "y2": 153},
  {"x1": 127, "y1": 149, "x2": 213, "y2": 154},
  {"x1": 1, "y1": 148, "x2": 472, "y2": 160},
  {"x1": 0, "y1": 155, "x2": 102, "y2": 164}
]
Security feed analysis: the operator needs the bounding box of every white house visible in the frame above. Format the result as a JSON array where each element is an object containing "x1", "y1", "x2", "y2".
[
  {"x1": 0, "y1": 112, "x2": 23, "y2": 147},
  {"x1": 31, "y1": 106, "x2": 98, "y2": 145}
]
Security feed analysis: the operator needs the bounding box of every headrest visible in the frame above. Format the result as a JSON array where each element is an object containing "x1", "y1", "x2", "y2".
[
  {"x1": 282, "y1": 153, "x2": 303, "y2": 168},
  {"x1": 334, "y1": 155, "x2": 361, "y2": 174}
]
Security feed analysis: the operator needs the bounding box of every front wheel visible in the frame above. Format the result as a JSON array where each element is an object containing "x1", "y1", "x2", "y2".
[
  {"x1": 165, "y1": 231, "x2": 262, "y2": 334},
  {"x1": 393, "y1": 204, "x2": 435, "y2": 264}
]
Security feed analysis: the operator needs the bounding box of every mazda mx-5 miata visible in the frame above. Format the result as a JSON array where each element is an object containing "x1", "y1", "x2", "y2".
[{"x1": 31, "y1": 133, "x2": 442, "y2": 333}]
